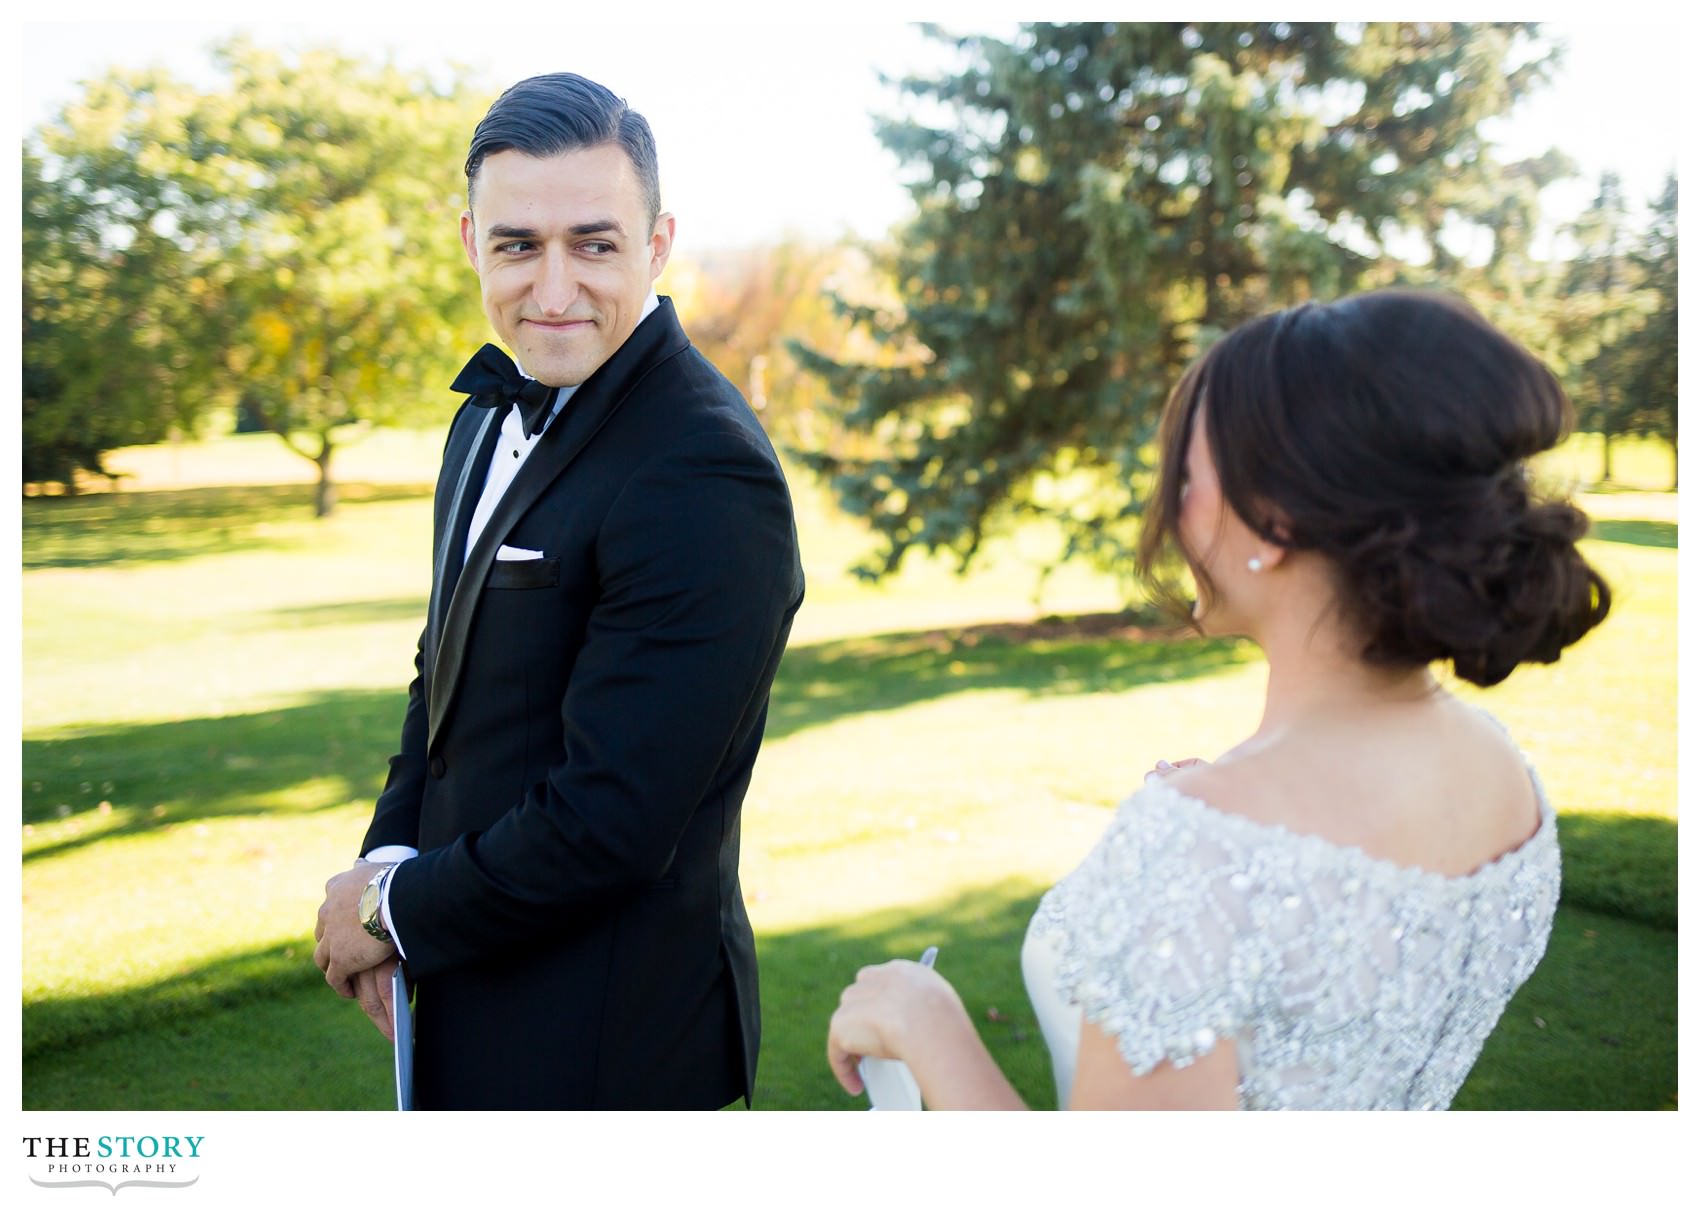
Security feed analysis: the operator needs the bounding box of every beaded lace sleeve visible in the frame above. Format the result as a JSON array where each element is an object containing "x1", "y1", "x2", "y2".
[
  {"x1": 1027, "y1": 782, "x2": 1263, "y2": 1077},
  {"x1": 1028, "y1": 767, "x2": 1560, "y2": 1107}
]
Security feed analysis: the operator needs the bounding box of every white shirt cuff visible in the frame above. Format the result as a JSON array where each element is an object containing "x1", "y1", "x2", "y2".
[{"x1": 362, "y1": 846, "x2": 418, "y2": 960}]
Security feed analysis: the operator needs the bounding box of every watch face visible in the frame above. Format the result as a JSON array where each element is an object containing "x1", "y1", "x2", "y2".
[{"x1": 359, "y1": 880, "x2": 381, "y2": 923}]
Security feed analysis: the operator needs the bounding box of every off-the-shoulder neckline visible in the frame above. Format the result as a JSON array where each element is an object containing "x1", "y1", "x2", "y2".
[{"x1": 1126, "y1": 764, "x2": 1556, "y2": 889}]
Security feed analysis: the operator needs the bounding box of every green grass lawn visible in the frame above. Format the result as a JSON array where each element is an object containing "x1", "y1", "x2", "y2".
[{"x1": 20, "y1": 430, "x2": 1677, "y2": 1110}]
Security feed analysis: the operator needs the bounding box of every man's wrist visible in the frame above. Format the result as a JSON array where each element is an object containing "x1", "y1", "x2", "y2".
[
  {"x1": 378, "y1": 858, "x2": 410, "y2": 960},
  {"x1": 358, "y1": 864, "x2": 397, "y2": 943}
]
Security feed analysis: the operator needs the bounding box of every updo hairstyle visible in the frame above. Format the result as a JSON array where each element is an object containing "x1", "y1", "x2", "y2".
[{"x1": 1136, "y1": 289, "x2": 1611, "y2": 687}]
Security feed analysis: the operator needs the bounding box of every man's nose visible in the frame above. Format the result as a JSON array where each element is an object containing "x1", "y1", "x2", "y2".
[{"x1": 532, "y1": 246, "x2": 579, "y2": 316}]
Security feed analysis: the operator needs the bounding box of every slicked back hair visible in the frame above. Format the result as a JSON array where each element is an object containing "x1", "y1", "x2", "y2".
[{"x1": 465, "y1": 72, "x2": 660, "y2": 226}]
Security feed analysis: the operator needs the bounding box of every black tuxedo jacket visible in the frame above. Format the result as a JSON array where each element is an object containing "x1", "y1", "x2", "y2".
[{"x1": 360, "y1": 299, "x2": 803, "y2": 1109}]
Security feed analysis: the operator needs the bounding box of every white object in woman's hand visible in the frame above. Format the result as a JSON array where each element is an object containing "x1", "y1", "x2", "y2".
[{"x1": 827, "y1": 955, "x2": 956, "y2": 1104}]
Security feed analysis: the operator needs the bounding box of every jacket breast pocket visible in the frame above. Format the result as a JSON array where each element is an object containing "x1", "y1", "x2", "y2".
[{"x1": 487, "y1": 557, "x2": 560, "y2": 590}]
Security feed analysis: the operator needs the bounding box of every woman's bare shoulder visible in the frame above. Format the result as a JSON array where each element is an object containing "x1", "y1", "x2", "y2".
[{"x1": 1155, "y1": 699, "x2": 1540, "y2": 875}]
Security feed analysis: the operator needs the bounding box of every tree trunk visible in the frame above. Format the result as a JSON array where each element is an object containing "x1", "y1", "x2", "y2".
[
  {"x1": 259, "y1": 411, "x2": 339, "y2": 517},
  {"x1": 1600, "y1": 430, "x2": 1613, "y2": 485},
  {"x1": 314, "y1": 437, "x2": 337, "y2": 518},
  {"x1": 1670, "y1": 433, "x2": 1678, "y2": 491}
]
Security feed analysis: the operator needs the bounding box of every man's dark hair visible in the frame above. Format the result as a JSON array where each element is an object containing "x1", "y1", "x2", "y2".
[{"x1": 465, "y1": 73, "x2": 660, "y2": 226}]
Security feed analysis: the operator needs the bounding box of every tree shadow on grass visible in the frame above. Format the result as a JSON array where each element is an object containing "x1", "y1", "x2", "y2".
[
  {"x1": 768, "y1": 613, "x2": 1254, "y2": 742},
  {"x1": 22, "y1": 689, "x2": 404, "y2": 862},
  {"x1": 24, "y1": 978, "x2": 394, "y2": 1111},
  {"x1": 24, "y1": 617, "x2": 1249, "y2": 860},
  {"x1": 1587, "y1": 518, "x2": 1677, "y2": 549},
  {"x1": 1554, "y1": 809, "x2": 1678, "y2": 931},
  {"x1": 752, "y1": 879, "x2": 1058, "y2": 1110},
  {"x1": 249, "y1": 596, "x2": 427, "y2": 629},
  {"x1": 1453, "y1": 904, "x2": 1677, "y2": 1111},
  {"x1": 23, "y1": 939, "x2": 316, "y2": 1063},
  {"x1": 22, "y1": 880, "x2": 1058, "y2": 1110},
  {"x1": 22, "y1": 481, "x2": 433, "y2": 570},
  {"x1": 22, "y1": 875, "x2": 1675, "y2": 1111}
]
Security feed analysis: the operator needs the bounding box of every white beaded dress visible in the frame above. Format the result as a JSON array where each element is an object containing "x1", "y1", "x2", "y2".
[{"x1": 1021, "y1": 756, "x2": 1560, "y2": 1110}]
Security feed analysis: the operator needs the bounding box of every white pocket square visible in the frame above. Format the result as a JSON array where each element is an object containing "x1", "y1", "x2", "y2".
[{"x1": 496, "y1": 544, "x2": 545, "y2": 561}]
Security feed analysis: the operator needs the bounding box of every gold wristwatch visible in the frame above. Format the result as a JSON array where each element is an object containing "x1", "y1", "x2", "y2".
[{"x1": 358, "y1": 865, "x2": 394, "y2": 943}]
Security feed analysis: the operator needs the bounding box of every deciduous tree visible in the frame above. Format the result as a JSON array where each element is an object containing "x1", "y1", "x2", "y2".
[{"x1": 24, "y1": 40, "x2": 490, "y2": 512}]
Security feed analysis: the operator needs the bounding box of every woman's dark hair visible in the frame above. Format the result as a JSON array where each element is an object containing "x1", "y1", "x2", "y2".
[
  {"x1": 465, "y1": 72, "x2": 660, "y2": 226},
  {"x1": 1136, "y1": 288, "x2": 1610, "y2": 687}
]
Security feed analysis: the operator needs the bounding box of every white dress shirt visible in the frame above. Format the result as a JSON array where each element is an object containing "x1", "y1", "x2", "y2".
[{"x1": 363, "y1": 291, "x2": 663, "y2": 958}]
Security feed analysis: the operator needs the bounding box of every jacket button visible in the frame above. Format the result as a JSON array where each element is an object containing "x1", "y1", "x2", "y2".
[{"x1": 429, "y1": 756, "x2": 446, "y2": 778}]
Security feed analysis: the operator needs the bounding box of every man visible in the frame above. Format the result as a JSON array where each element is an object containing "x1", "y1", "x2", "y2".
[{"x1": 312, "y1": 72, "x2": 803, "y2": 1110}]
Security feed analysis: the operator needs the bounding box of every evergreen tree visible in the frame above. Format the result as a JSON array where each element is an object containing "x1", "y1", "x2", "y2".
[
  {"x1": 1622, "y1": 173, "x2": 1677, "y2": 487},
  {"x1": 1559, "y1": 172, "x2": 1659, "y2": 484},
  {"x1": 795, "y1": 21, "x2": 1560, "y2": 583}
]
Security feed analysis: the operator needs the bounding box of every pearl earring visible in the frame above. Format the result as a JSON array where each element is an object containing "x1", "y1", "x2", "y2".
[{"x1": 1247, "y1": 556, "x2": 1264, "y2": 573}]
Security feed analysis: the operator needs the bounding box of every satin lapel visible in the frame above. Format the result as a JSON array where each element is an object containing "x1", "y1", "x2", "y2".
[
  {"x1": 425, "y1": 406, "x2": 501, "y2": 694},
  {"x1": 426, "y1": 299, "x2": 691, "y2": 753}
]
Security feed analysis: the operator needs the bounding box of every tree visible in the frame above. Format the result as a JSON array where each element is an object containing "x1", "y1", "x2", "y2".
[
  {"x1": 1556, "y1": 173, "x2": 1653, "y2": 484},
  {"x1": 24, "y1": 40, "x2": 490, "y2": 512},
  {"x1": 23, "y1": 86, "x2": 225, "y2": 490},
  {"x1": 795, "y1": 22, "x2": 1562, "y2": 583},
  {"x1": 666, "y1": 241, "x2": 862, "y2": 446},
  {"x1": 1621, "y1": 173, "x2": 1677, "y2": 487}
]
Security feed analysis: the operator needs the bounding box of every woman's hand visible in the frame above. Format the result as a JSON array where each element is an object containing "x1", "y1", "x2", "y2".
[
  {"x1": 1146, "y1": 756, "x2": 1208, "y2": 780},
  {"x1": 826, "y1": 959, "x2": 969, "y2": 1096}
]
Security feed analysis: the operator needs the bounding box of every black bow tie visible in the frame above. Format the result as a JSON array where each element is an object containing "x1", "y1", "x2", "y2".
[{"x1": 451, "y1": 344, "x2": 558, "y2": 439}]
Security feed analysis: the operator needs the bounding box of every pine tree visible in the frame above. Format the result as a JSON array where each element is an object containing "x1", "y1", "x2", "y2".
[
  {"x1": 1560, "y1": 172, "x2": 1658, "y2": 484},
  {"x1": 795, "y1": 21, "x2": 1559, "y2": 584},
  {"x1": 1622, "y1": 174, "x2": 1678, "y2": 487}
]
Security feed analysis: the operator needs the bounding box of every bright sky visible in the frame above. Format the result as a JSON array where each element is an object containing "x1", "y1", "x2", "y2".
[{"x1": 17, "y1": 15, "x2": 1685, "y2": 254}]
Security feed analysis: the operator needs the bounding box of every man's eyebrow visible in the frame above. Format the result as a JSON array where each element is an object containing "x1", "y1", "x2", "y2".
[
  {"x1": 569, "y1": 219, "x2": 626, "y2": 237},
  {"x1": 484, "y1": 220, "x2": 626, "y2": 241}
]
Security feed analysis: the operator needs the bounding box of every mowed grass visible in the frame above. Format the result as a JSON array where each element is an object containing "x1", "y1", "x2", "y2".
[{"x1": 20, "y1": 430, "x2": 1677, "y2": 1110}]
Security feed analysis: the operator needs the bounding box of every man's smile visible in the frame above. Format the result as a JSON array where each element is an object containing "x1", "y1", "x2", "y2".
[{"x1": 524, "y1": 317, "x2": 596, "y2": 330}]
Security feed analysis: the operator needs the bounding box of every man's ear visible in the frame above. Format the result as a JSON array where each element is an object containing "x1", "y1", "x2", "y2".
[
  {"x1": 459, "y1": 210, "x2": 481, "y2": 273},
  {"x1": 648, "y1": 212, "x2": 676, "y2": 282}
]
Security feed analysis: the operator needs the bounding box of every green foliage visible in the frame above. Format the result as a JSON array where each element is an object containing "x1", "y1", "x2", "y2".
[
  {"x1": 1620, "y1": 174, "x2": 1678, "y2": 482},
  {"x1": 796, "y1": 21, "x2": 1566, "y2": 582},
  {"x1": 1542, "y1": 171, "x2": 1678, "y2": 486},
  {"x1": 22, "y1": 136, "x2": 219, "y2": 487},
  {"x1": 1561, "y1": 177, "x2": 1646, "y2": 448},
  {"x1": 22, "y1": 39, "x2": 491, "y2": 508}
]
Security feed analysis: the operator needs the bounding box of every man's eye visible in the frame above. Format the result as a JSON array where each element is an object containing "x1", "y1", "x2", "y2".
[
  {"x1": 581, "y1": 241, "x2": 615, "y2": 255},
  {"x1": 496, "y1": 241, "x2": 534, "y2": 254}
]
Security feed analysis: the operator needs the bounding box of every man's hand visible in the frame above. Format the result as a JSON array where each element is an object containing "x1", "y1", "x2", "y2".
[
  {"x1": 352, "y1": 957, "x2": 401, "y2": 1042},
  {"x1": 313, "y1": 862, "x2": 398, "y2": 996}
]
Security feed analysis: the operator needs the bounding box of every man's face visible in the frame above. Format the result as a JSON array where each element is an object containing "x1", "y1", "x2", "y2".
[{"x1": 460, "y1": 144, "x2": 673, "y2": 387}]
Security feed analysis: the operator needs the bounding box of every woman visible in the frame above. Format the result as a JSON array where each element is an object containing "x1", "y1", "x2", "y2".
[{"x1": 826, "y1": 289, "x2": 1610, "y2": 1110}]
